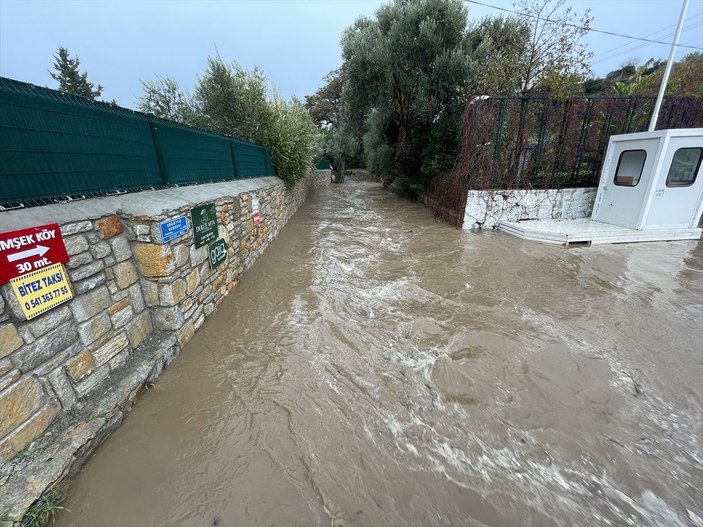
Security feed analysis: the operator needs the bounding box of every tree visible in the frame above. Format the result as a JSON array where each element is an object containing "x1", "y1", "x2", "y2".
[
  {"x1": 638, "y1": 52, "x2": 703, "y2": 97},
  {"x1": 305, "y1": 69, "x2": 344, "y2": 129},
  {"x1": 340, "y1": 0, "x2": 474, "y2": 188},
  {"x1": 512, "y1": 0, "x2": 593, "y2": 98},
  {"x1": 137, "y1": 75, "x2": 192, "y2": 122},
  {"x1": 189, "y1": 56, "x2": 273, "y2": 142},
  {"x1": 50, "y1": 47, "x2": 103, "y2": 99},
  {"x1": 466, "y1": 16, "x2": 530, "y2": 95},
  {"x1": 139, "y1": 56, "x2": 319, "y2": 186}
]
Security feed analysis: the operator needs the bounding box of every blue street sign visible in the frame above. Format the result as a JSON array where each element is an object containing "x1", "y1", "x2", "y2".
[{"x1": 158, "y1": 215, "x2": 189, "y2": 244}]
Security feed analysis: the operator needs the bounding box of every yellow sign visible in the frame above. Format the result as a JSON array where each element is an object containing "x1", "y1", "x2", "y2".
[{"x1": 10, "y1": 263, "x2": 74, "y2": 320}]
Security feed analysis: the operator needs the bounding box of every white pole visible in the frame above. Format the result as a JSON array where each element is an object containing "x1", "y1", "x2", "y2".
[{"x1": 649, "y1": 0, "x2": 689, "y2": 131}]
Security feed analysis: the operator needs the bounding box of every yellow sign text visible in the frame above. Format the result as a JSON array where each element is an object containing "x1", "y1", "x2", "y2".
[{"x1": 10, "y1": 263, "x2": 74, "y2": 320}]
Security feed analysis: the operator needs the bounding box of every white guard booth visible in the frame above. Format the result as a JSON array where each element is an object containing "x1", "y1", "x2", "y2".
[
  {"x1": 498, "y1": 128, "x2": 703, "y2": 244},
  {"x1": 592, "y1": 128, "x2": 703, "y2": 231}
]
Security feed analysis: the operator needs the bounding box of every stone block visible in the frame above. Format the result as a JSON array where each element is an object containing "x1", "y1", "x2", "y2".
[
  {"x1": 0, "y1": 376, "x2": 46, "y2": 438},
  {"x1": 73, "y1": 271, "x2": 107, "y2": 295},
  {"x1": 0, "y1": 284, "x2": 27, "y2": 320},
  {"x1": 0, "y1": 323, "x2": 24, "y2": 359},
  {"x1": 97, "y1": 215, "x2": 124, "y2": 239},
  {"x1": 153, "y1": 306, "x2": 185, "y2": 331},
  {"x1": 181, "y1": 297, "x2": 193, "y2": 312},
  {"x1": 10, "y1": 323, "x2": 78, "y2": 372},
  {"x1": 141, "y1": 279, "x2": 159, "y2": 307},
  {"x1": 212, "y1": 274, "x2": 226, "y2": 292},
  {"x1": 108, "y1": 349, "x2": 129, "y2": 372},
  {"x1": 0, "y1": 399, "x2": 60, "y2": 461},
  {"x1": 110, "y1": 305, "x2": 133, "y2": 329},
  {"x1": 127, "y1": 311, "x2": 152, "y2": 349},
  {"x1": 184, "y1": 269, "x2": 200, "y2": 296},
  {"x1": 68, "y1": 350, "x2": 95, "y2": 382},
  {"x1": 25, "y1": 306, "x2": 72, "y2": 338},
  {"x1": 77, "y1": 312, "x2": 111, "y2": 346},
  {"x1": 75, "y1": 363, "x2": 110, "y2": 398},
  {"x1": 174, "y1": 244, "x2": 189, "y2": 267},
  {"x1": 107, "y1": 280, "x2": 119, "y2": 295},
  {"x1": 110, "y1": 236, "x2": 132, "y2": 263},
  {"x1": 86, "y1": 230, "x2": 102, "y2": 244},
  {"x1": 114, "y1": 260, "x2": 138, "y2": 289},
  {"x1": 159, "y1": 279, "x2": 186, "y2": 306},
  {"x1": 69, "y1": 259, "x2": 105, "y2": 282},
  {"x1": 0, "y1": 368, "x2": 20, "y2": 393},
  {"x1": 134, "y1": 243, "x2": 175, "y2": 277},
  {"x1": 133, "y1": 223, "x2": 150, "y2": 236},
  {"x1": 47, "y1": 367, "x2": 77, "y2": 410},
  {"x1": 60, "y1": 220, "x2": 93, "y2": 236},
  {"x1": 66, "y1": 251, "x2": 93, "y2": 270},
  {"x1": 70, "y1": 286, "x2": 111, "y2": 322},
  {"x1": 31, "y1": 349, "x2": 70, "y2": 377},
  {"x1": 176, "y1": 320, "x2": 195, "y2": 349},
  {"x1": 190, "y1": 244, "x2": 208, "y2": 266},
  {"x1": 0, "y1": 358, "x2": 12, "y2": 377},
  {"x1": 64, "y1": 234, "x2": 89, "y2": 256},
  {"x1": 93, "y1": 332, "x2": 129, "y2": 367},
  {"x1": 127, "y1": 283, "x2": 145, "y2": 314},
  {"x1": 108, "y1": 298, "x2": 129, "y2": 315},
  {"x1": 90, "y1": 241, "x2": 112, "y2": 259}
]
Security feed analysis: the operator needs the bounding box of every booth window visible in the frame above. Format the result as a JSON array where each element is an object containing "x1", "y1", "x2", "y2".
[
  {"x1": 666, "y1": 147, "x2": 702, "y2": 187},
  {"x1": 614, "y1": 150, "x2": 646, "y2": 186}
]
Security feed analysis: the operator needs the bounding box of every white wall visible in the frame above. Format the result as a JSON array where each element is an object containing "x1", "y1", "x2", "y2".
[{"x1": 462, "y1": 188, "x2": 597, "y2": 230}]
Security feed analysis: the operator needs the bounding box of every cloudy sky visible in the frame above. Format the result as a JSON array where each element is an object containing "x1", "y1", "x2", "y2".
[{"x1": 1, "y1": 0, "x2": 701, "y2": 108}]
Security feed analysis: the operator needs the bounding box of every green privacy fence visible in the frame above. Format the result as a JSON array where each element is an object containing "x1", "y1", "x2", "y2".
[{"x1": 0, "y1": 77, "x2": 276, "y2": 208}]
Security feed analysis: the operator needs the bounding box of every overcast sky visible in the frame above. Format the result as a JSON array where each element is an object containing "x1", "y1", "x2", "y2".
[{"x1": 1, "y1": 0, "x2": 701, "y2": 108}]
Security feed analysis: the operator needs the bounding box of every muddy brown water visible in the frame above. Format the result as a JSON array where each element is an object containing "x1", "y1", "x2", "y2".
[{"x1": 55, "y1": 178, "x2": 702, "y2": 527}]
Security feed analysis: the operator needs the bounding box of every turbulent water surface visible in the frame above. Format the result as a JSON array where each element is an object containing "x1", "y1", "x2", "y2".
[{"x1": 55, "y1": 178, "x2": 703, "y2": 527}]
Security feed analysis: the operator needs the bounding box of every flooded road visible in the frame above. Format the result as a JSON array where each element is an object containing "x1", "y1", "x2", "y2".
[{"x1": 56, "y1": 178, "x2": 703, "y2": 527}]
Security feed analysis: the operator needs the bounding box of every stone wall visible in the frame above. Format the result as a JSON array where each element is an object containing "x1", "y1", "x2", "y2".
[
  {"x1": 0, "y1": 170, "x2": 330, "y2": 521},
  {"x1": 462, "y1": 187, "x2": 597, "y2": 230}
]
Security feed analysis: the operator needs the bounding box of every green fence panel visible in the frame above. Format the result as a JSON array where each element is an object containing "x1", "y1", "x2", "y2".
[
  {"x1": 153, "y1": 122, "x2": 235, "y2": 185},
  {"x1": 0, "y1": 77, "x2": 278, "y2": 208},
  {"x1": 233, "y1": 139, "x2": 273, "y2": 178},
  {"x1": 0, "y1": 79, "x2": 161, "y2": 204}
]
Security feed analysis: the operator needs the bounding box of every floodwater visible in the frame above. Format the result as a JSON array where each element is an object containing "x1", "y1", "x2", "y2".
[{"x1": 55, "y1": 178, "x2": 703, "y2": 527}]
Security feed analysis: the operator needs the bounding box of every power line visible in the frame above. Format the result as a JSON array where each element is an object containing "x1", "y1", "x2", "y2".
[
  {"x1": 592, "y1": 21, "x2": 703, "y2": 65},
  {"x1": 592, "y1": 12, "x2": 702, "y2": 60},
  {"x1": 464, "y1": 0, "x2": 703, "y2": 50}
]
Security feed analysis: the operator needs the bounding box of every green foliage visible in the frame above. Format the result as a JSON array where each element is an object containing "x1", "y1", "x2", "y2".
[
  {"x1": 137, "y1": 75, "x2": 192, "y2": 122},
  {"x1": 362, "y1": 108, "x2": 395, "y2": 183},
  {"x1": 638, "y1": 52, "x2": 703, "y2": 97},
  {"x1": 13, "y1": 492, "x2": 68, "y2": 527},
  {"x1": 305, "y1": 69, "x2": 344, "y2": 129},
  {"x1": 138, "y1": 56, "x2": 319, "y2": 186},
  {"x1": 262, "y1": 94, "x2": 319, "y2": 187},
  {"x1": 467, "y1": 16, "x2": 530, "y2": 95},
  {"x1": 612, "y1": 60, "x2": 659, "y2": 95},
  {"x1": 340, "y1": 0, "x2": 474, "y2": 185},
  {"x1": 512, "y1": 0, "x2": 593, "y2": 98},
  {"x1": 584, "y1": 53, "x2": 702, "y2": 98},
  {"x1": 50, "y1": 47, "x2": 103, "y2": 100}
]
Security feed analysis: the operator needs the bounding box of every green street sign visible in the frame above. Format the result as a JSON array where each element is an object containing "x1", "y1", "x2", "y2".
[
  {"x1": 191, "y1": 203, "x2": 218, "y2": 248},
  {"x1": 208, "y1": 238, "x2": 228, "y2": 270}
]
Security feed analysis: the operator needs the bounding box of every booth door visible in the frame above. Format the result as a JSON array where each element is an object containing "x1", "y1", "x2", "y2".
[
  {"x1": 593, "y1": 139, "x2": 659, "y2": 229},
  {"x1": 644, "y1": 137, "x2": 703, "y2": 229}
]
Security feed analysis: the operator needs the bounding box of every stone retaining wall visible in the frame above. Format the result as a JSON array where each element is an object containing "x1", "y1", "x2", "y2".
[
  {"x1": 0, "y1": 170, "x2": 330, "y2": 521},
  {"x1": 462, "y1": 187, "x2": 597, "y2": 230}
]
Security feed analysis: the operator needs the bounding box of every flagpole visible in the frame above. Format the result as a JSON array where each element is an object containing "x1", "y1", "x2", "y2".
[{"x1": 648, "y1": 0, "x2": 689, "y2": 131}]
